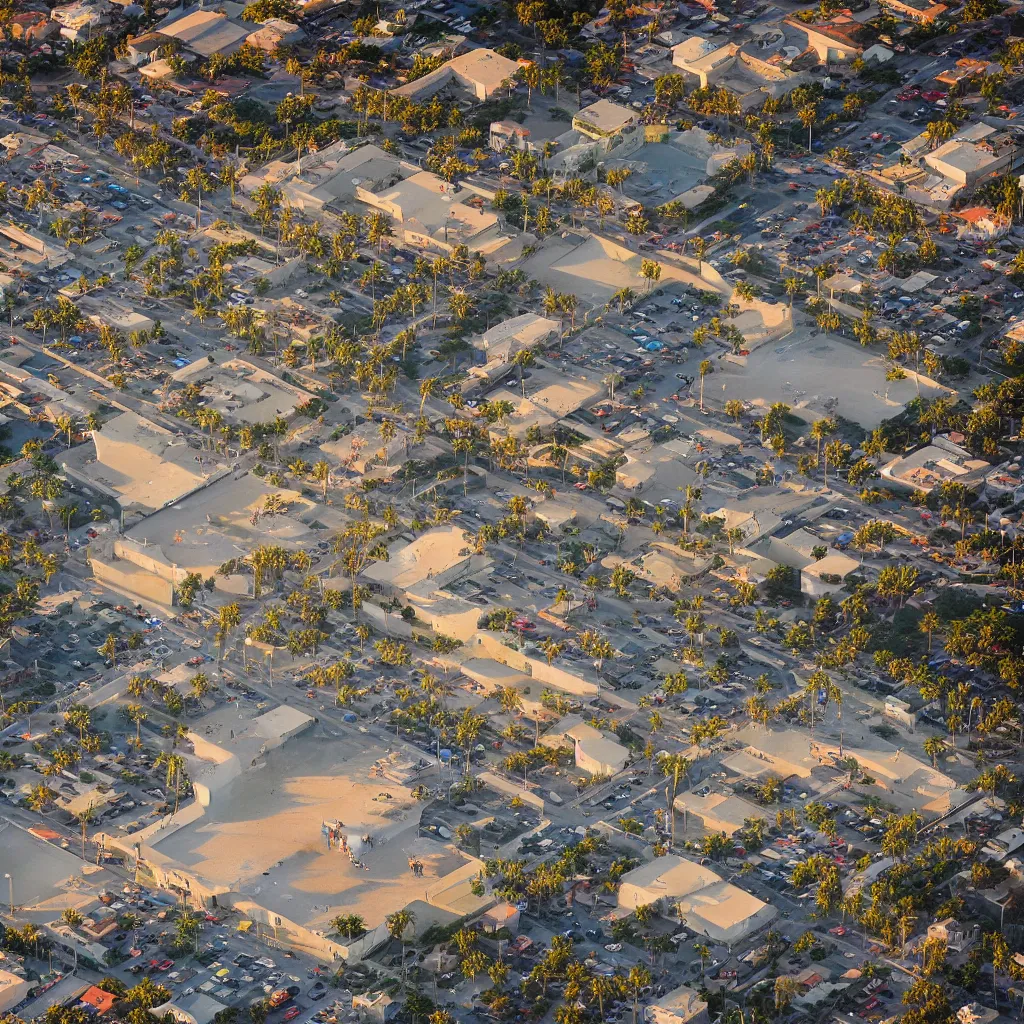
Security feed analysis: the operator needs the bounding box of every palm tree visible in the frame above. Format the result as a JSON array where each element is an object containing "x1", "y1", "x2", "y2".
[
  {"x1": 76, "y1": 803, "x2": 95, "y2": 860},
  {"x1": 659, "y1": 753, "x2": 691, "y2": 847},
  {"x1": 589, "y1": 976, "x2": 618, "y2": 1018},
  {"x1": 156, "y1": 752, "x2": 188, "y2": 814},
  {"x1": 386, "y1": 909, "x2": 415, "y2": 988},
  {"x1": 923, "y1": 735, "x2": 947, "y2": 767},
  {"x1": 332, "y1": 914, "x2": 365, "y2": 939},
  {"x1": 125, "y1": 703, "x2": 147, "y2": 746},
  {"x1": 54, "y1": 414, "x2": 78, "y2": 448},
  {"x1": 627, "y1": 966, "x2": 652, "y2": 1024},
  {"x1": 512, "y1": 349, "x2": 535, "y2": 398},
  {"x1": 698, "y1": 359, "x2": 712, "y2": 412}
]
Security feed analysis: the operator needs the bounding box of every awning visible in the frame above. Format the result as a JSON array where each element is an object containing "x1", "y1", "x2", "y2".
[{"x1": 237, "y1": 921, "x2": 253, "y2": 933}]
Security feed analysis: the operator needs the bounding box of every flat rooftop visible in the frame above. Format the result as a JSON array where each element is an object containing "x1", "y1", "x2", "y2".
[
  {"x1": 0, "y1": 818, "x2": 114, "y2": 911},
  {"x1": 171, "y1": 357, "x2": 311, "y2": 425},
  {"x1": 151, "y1": 719, "x2": 465, "y2": 932},
  {"x1": 61, "y1": 411, "x2": 223, "y2": 512},
  {"x1": 123, "y1": 473, "x2": 320, "y2": 576}
]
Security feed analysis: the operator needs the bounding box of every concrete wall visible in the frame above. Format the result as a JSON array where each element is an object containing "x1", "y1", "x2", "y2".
[
  {"x1": 478, "y1": 770, "x2": 546, "y2": 811},
  {"x1": 90, "y1": 556, "x2": 175, "y2": 607}
]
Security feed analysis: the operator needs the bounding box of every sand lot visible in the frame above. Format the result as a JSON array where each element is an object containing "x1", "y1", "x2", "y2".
[
  {"x1": 154, "y1": 734, "x2": 463, "y2": 930},
  {"x1": 721, "y1": 329, "x2": 953, "y2": 429}
]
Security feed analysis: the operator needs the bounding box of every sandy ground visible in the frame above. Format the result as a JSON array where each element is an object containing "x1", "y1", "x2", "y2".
[
  {"x1": 154, "y1": 732, "x2": 464, "y2": 931},
  {"x1": 723, "y1": 328, "x2": 953, "y2": 429}
]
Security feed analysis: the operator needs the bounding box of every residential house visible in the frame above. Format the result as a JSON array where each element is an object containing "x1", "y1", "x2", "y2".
[
  {"x1": 246, "y1": 19, "x2": 305, "y2": 51},
  {"x1": 125, "y1": 31, "x2": 167, "y2": 64},
  {"x1": 10, "y1": 11, "x2": 59, "y2": 43},
  {"x1": 540, "y1": 714, "x2": 629, "y2": 776},
  {"x1": 955, "y1": 206, "x2": 1011, "y2": 242},
  {"x1": 353, "y1": 994, "x2": 397, "y2": 1024}
]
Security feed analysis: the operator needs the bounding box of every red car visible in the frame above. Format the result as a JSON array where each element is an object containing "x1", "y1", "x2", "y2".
[
  {"x1": 921, "y1": 90, "x2": 947, "y2": 101},
  {"x1": 283, "y1": 1009, "x2": 301, "y2": 1021}
]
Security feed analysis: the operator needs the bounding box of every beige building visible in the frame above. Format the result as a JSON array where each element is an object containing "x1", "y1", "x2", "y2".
[
  {"x1": 391, "y1": 48, "x2": 520, "y2": 101},
  {"x1": 880, "y1": 434, "x2": 989, "y2": 493},
  {"x1": 671, "y1": 41, "x2": 805, "y2": 110},
  {"x1": 540, "y1": 714, "x2": 628, "y2": 776},
  {"x1": 672, "y1": 791, "x2": 766, "y2": 837},
  {"x1": 645, "y1": 987, "x2": 709, "y2": 1024},
  {"x1": 474, "y1": 314, "x2": 560, "y2": 363},
  {"x1": 878, "y1": 122, "x2": 1022, "y2": 209},
  {"x1": 618, "y1": 856, "x2": 776, "y2": 946},
  {"x1": 800, "y1": 552, "x2": 860, "y2": 597},
  {"x1": 88, "y1": 474, "x2": 322, "y2": 607},
  {"x1": 783, "y1": 15, "x2": 868, "y2": 62},
  {"x1": 241, "y1": 141, "x2": 419, "y2": 214},
  {"x1": 0, "y1": 970, "x2": 29, "y2": 1014},
  {"x1": 155, "y1": 9, "x2": 249, "y2": 57},
  {"x1": 356, "y1": 170, "x2": 509, "y2": 257},
  {"x1": 61, "y1": 410, "x2": 226, "y2": 514}
]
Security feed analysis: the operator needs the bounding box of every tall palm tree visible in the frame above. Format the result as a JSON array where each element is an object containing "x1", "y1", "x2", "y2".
[
  {"x1": 156, "y1": 752, "x2": 188, "y2": 814},
  {"x1": 386, "y1": 909, "x2": 415, "y2": 988}
]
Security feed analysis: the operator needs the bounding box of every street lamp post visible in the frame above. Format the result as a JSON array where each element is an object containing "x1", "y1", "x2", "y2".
[{"x1": 4, "y1": 873, "x2": 12, "y2": 915}]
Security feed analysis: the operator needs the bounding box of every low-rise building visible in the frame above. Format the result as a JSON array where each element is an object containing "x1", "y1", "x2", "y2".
[
  {"x1": 60, "y1": 410, "x2": 227, "y2": 514},
  {"x1": 800, "y1": 552, "x2": 860, "y2": 597},
  {"x1": 353, "y1": 993, "x2": 397, "y2": 1024},
  {"x1": 880, "y1": 0, "x2": 947, "y2": 22},
  {"x1": 154, "y1": 9, "x2": 249, "y2": 57},
  {"x1": 877, "y1": 121, "x2": 1023, "y2": 209},
  {"x1": 0, "y1": 970, "x2": 29, "y2": 1014},
  {"x1": 928, "y1": 917, "x2": 979, "y2": 951},
  {"x1": 356, "y1": 170, "x2": 509, "y2": 257},
  {"x1": 572, "y1": 99, "x2": 637, "y2": 140},
  {"x1": 880, "y1": 434, "x2": 990, "y2": 493},
  {"x1": 617, "y1": 855, "x2": 776, "y2": 946},
  {"x1": 540, "y1": 714, "x2": 629, "y2": 776},
  {"x1": 955, "y1": 206, "x2": 1011, "y2": 242},
  {"x1": 645, "y1": 986, "x2": 709, "y2": 1024},
  {"x1": 671, "y1": 41, "x2": 806, "y2": 109},
  {"x1": 672, "y1": 791, "x2": 766, "y2": 837},
  {"x1": 247, "y1": 141, "x2": 419, "y2": 214},
  {"x1": 390, "y1": 48, "x2": 520, "y2": 102},
  {"x1": 783, "y1": 15, "x2": 871, "y2": 63},
  {"x1": 473, "y1": 314, "x2": 560, "y2": 363},
  {"x1": 245, "y1": 18, "x2": 304, "y2": 51}
]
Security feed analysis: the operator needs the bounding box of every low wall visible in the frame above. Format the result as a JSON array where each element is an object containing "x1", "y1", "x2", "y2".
[{"x1": 478, "y1": 770, "x2": 545, "y2": 811}]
